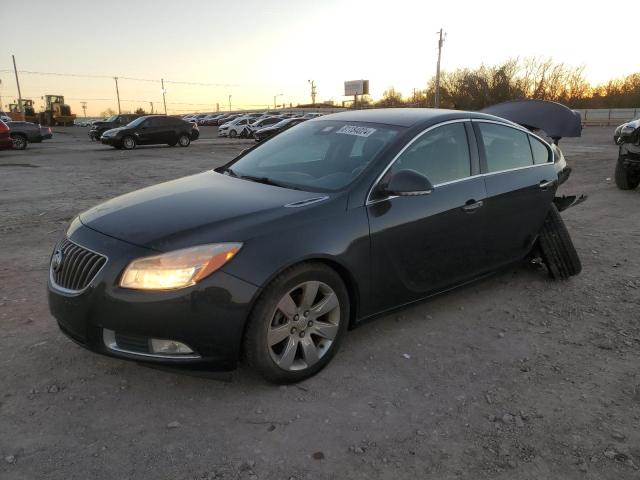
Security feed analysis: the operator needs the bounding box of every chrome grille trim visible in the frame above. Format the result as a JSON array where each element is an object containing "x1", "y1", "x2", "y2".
[{"x1": 49, "y1": 239, "x2": 107, "y2": 294}]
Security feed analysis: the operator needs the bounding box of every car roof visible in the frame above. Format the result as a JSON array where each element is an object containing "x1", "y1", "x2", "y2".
[{"x1": 314, "y1": 108, "x2": 518, "y2": 128}]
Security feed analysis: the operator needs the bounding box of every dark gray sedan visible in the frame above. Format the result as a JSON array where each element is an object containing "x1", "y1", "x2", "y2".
[{"x1": 6, "y1": 121, "x2": 47, "y2": 150}]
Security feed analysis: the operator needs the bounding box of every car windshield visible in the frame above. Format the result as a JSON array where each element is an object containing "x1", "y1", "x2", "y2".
[
  {"x1": 226, "y1": 120, "x2": 402, "y2": 192},
  {"x1": 106, "y1": 115, "x2": 118, "y2": 122},
  {"x1": 126, "y1": 117, "x2": 148, "y2": 128}
]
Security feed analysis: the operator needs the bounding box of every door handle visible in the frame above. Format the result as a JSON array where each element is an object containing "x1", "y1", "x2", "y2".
[
  {"x1": 539, "y1": 179, "x2": 555, "y2": 189},
  {"x1": 462, "y1": 199, "x2": 483, "y2": 212}
]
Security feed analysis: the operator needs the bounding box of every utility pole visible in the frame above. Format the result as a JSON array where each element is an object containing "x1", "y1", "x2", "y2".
[
  {"x1": 161, "y1": 78, "x2": 167, "y2": 115},
  {"x1": 228, "y1": 94, "x2": 232, "y2": 112},
  {"x1": 114, "y1": 77, "x2": 121, "y2": 114},
  {"x1": 273, "y1": 93, "x2": 283, "y2": 109},
  {"x1": 149, "y1": 102, "x2": 154, "y2": 114},
  {"x1": 434, "y1": 28, "x2": 445, "y2": 108},
  {"x1": 81, "y1": 101, "x2": 87, "y2": 118},
  {"x1": 308, "y1": 80, "x2": 316, "y2": 106},
  {"x1": 12, "y1": 55, "x2": 23, "y2": 113}
]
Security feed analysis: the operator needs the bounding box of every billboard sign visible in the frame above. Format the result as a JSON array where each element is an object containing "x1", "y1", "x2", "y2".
[{"x1": 344, "y1": 80, "x2": 370, "y2": 96}]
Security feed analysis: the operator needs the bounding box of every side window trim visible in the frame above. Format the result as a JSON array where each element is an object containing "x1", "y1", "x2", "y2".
[
  {"x1": 471, "y1": 119, "x2": 553, "y2": 175},
  {"x1": 366, "y1": 119, "x2": 475, "y2": 205}
]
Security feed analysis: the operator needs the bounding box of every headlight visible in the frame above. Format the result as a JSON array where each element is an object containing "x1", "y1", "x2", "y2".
[{"x1": 120, "y1": 243, "x2": 242, "y2": 291}]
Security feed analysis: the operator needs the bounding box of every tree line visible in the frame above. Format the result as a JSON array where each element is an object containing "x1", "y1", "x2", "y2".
[{"x1": 365, "y1": 58, "x2": 640, "y2": 110}]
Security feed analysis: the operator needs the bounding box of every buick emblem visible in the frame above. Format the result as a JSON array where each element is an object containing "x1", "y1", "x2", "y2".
[{"x1": 51, "y1": 249, "x2": 64, "y2": 273}]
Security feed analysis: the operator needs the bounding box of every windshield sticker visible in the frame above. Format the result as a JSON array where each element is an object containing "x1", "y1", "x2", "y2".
[{"x1": 337, "y1": 125, "x2": 376, "y2": 137}]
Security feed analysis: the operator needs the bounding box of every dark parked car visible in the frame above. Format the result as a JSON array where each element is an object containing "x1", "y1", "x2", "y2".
[
  {"x1": 48, "y1": 108, "x2": 582, "y2": 383},
  {"x1": 5, "y1": 121, "x2": 47, "y2": 150},
  {"x1": 0, "y1": 120, "x2": 13, "y2": 150},
  {"x1": 100, "y1": 115, "x2": 199, "y2": 149},
  {"x1": 89, "y1": 114, "x2": 143, "y2": 141},
  {"x1": 613, "y1": 117, "x2": 640, "y2": 190},
  {"x1": 254, "y1": 117, "x2": 307, "y2": 142}
]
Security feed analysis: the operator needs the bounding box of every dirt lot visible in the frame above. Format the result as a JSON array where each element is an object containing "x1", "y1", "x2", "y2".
[{"x1": 1, "y1": 125, "x2": 639, "y2": 480}]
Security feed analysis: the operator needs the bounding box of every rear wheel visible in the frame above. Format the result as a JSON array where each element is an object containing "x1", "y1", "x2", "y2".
[
  {"x1": 10, "y1": 134, "x2": 27, "y2": 150},
  {"x1": 538, "y1": 205, "x2": 582, "y2": 279},
  {"x1": 615, "y1": 156, "x2": 640, "y2": 190},
  {"x1": 122, "y1": 136, "x2": 136, "y2": 150},
  {"x1": 178, "y1": 134, "x2": 190, "y2": 147},
  {"x1": 244, "y1": 263, "x2": 349, "y2": 383}
]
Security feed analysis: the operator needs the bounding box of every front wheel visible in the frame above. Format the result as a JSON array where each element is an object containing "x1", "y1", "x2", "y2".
[
  {"x1": 228, "y1": 129, "x2": 237, "y2": 138},
  {"x1": 244, "y1": 263, "x2": 349, "y2": 383},
  {"x1": 615, "y1": 156, "x2": 640, "y2": 190},
  {"x1": 122, "y1": 136, "x2": 136, "y2": 150},
  {"x1": 11, "y1": 134, "x2": 27, "y2": 150},
  {"x1": 178, "y1": 134, "x2": 190, "y2": 147}
]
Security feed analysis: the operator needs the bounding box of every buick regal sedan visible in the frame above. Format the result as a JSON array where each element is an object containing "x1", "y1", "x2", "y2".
[{"x1": 48, "y1": 108, "x2": 581, "y2": 383}]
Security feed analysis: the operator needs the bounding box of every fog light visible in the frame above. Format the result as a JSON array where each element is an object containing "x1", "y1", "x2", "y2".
[{"x1": 150, "y1": 339, "x2": 194, "y2": 354}]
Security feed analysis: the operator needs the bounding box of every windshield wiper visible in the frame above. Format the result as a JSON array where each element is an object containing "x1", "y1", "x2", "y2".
[
  {"x1": 238, "y1": 174, "x2": 302, "y2": 190},
  {"x1": 220, "y1": 166, "x2": 238, "y2": 177}
]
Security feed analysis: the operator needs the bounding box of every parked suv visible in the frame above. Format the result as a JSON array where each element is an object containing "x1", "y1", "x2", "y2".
[
  {"x1": 100, "y1": 115, "x2": 199, "y2": 150},
  {"x1": 89, "y1": 114, "x2": 143, "y2": 141}
]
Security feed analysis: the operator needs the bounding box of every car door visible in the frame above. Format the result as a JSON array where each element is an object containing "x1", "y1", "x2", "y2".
[
  {"x1": 473, "y1": 120, "x2": 557, "y2": 267},
  {"x1": 135, "y1": 118, "x2": 156, "y2": 145},
  {"x1": 367, "y1": 121, "x2": 488, "y2": 312}
]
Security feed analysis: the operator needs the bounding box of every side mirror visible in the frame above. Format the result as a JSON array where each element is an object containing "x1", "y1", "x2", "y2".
[{"x1": 384, "y1": 169, "x2": 434, "y2": 196}]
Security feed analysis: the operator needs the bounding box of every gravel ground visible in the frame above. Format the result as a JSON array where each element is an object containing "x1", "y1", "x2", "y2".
[{"x1": 0, "y1": 125, "x2": 639, "y2": 480}]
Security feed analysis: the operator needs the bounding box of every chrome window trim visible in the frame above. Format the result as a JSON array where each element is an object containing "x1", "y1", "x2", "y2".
[
  {"x1": 471, "y1": 118, "x2": 554, "y2": 166},
  {"x1": 49, "y1": 238, "x2": 108, "y2": 295},
  {"x1": 102, "y1": 329, "x2": 202, "y2": 360},
  {"x1": 366, "y1": 117, "x2": 556, "y2": 206},
  {"x1": 366, "y1": 119, "x2": 470, "y2": 205}
]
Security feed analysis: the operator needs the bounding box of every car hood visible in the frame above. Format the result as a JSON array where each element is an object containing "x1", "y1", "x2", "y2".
[{"x1": 79, "y1": 171, "x2": 328, "y2": 251}]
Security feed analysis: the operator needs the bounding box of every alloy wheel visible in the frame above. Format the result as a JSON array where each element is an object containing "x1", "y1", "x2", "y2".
[
  {"x1": 12, "y1": 136, "x2": 26, "y2": 150},
  {"x1": 268, "y1": 281, "x2": 340, "y2": 371},
  {"x1": 123, "y1": 136, "x2": 135, "y2": 149}
]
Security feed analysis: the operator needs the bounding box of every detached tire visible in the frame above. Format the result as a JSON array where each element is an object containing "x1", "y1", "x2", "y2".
[
  {"x1": 244, "y1": 263, "x2": 349, "y2": 383},
  {"x1": 615, "y1": 156, "x2": 640, "y2": 190},
  {"x1": 538, "y1": 205, "x2": 582, "y2": 279}
]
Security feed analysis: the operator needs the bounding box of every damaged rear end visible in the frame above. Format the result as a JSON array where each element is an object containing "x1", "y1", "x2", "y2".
[{"x1": 481, "y1": 99, "x2": 586, "y2": 209}]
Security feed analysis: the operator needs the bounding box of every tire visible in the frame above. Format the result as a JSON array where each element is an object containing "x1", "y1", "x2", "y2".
[
  {"x1": 122, "y1": 136, "x2": 136, "y2": 150},
  {"x1": 244, "y1": 263, "x2": 350, "y2": 383},
  {"x1": 178, "y1": 134, "x2": 190, "y2": 147},
  {"x1": 228, "y1": 129, "x2": 237, "y2": 138},
  {"x1": 10, "y1": 134, "x2": 27, "y2": 150},
  {"x1": 615, "y1": 156, "x2": 640, "y2": 190},
  {"x1": 538, "y1": 205, "x2": 582, "y2": 279}
]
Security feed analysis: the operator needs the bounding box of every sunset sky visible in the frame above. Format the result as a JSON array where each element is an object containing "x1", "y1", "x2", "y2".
[{"x1": 0, "y1": 0, "x2": 629, "y2": 116}]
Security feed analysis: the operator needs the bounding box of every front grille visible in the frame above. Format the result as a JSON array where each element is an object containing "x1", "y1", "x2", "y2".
[
  {"x1": 51, "y1": 239, "x2": 107, "y2": 292},
  {"x1": 114, "y1": 332, "x2": 150, "y2": 353}
]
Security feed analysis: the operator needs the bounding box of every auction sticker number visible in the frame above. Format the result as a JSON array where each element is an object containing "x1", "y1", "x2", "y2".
[{"x1": 336, "y1": 125, "x2": 376, "y2": 137}]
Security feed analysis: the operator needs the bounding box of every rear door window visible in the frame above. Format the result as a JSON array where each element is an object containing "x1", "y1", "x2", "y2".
[{"x1": 478, "y1": 123, "x2": 533, "y2": 172}]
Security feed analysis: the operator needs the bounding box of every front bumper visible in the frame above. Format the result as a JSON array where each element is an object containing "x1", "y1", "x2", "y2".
[
  {"x1": 217, "y1": 129, "x2": 228, "y2": 137},
  {"x1": 100, "y1": 136, "x2": 120, "y2": 147},
  {"x1": 48, "y1": 222, "x2": 259, "y2": 370}
]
